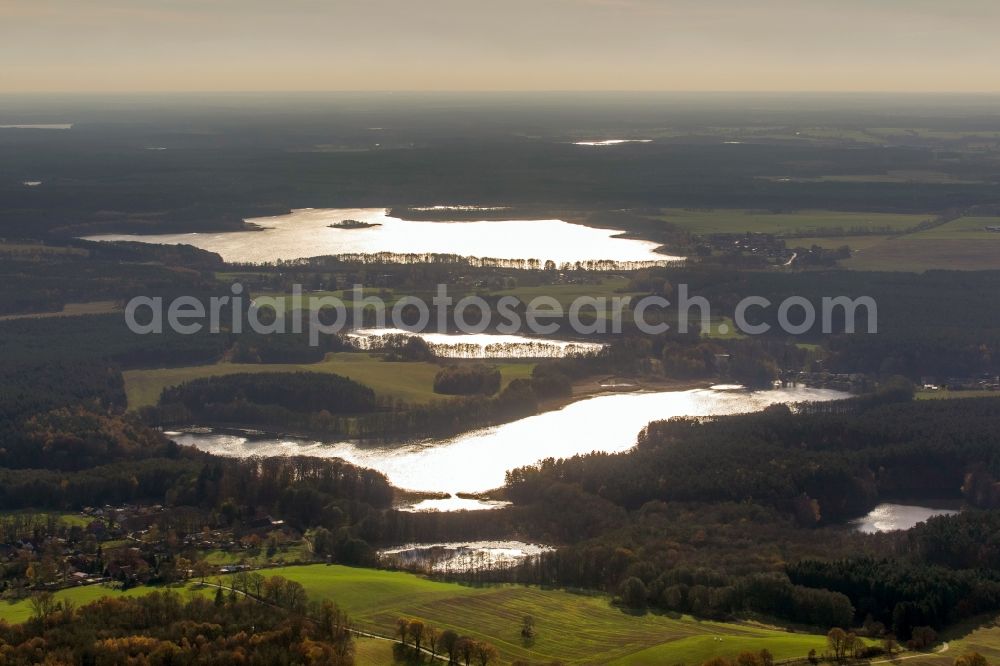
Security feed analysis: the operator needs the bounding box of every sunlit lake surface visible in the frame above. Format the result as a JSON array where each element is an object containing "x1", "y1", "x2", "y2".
[
  {"x1": 0, "y1": 123, "x2": 73, "y2": 130},
  {"x1": 172, "y1": 385, "x2": 848, "y2": 509},
  {"x1": 404, "y1": 496, "x2": 511, "y2": 512},
  {"x1": 573, "y1": 139, "x2": 653, "y2": 146},
  {"x1": 84, "y1": 207, "x2": 678, "y2": 266},
  {"x1": 346, "y1": 328, "x2": 605, "y2": 358},
  {"x1": 379, "y1": 541, "x2": 553, "y2": 572},
  {"x1": 851, "y1": 502, "x2": 961, "y2": 533}
]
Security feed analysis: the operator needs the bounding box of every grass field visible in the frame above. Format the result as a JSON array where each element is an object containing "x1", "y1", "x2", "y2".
[
  {"x1": 909, "y1": 216, "x2": 1000, "y2": 241},
  {"x1": 123, "y1": 353, "x2": 534, "y2": 410},
  {"x1": 656, "y1": 209, "x2": 929, "y2": 235},
  {"x1": 354, "y1": 636, "x2": 399, "y2": 664},
  {"x1": 0, "y1": 301, "x2": 121, "y2": 322},
  {"x1": 906, "y1": 616, "x2": 1000, "y2": 666},
  {"x1": 702, "y1": 316, "x2": 746, "y2": 340},
  {"x1": 917, "y1": 389, "x2": 1000, "y2": 401},
  {"x1": 487, "y1": 276, "x2": 635, "y2": 307},
  {"x1": 214, "y1": 565, "x2": 835, "y2": 665},
  {"x1": 0, "y1": 242, "x2": 88, "y2": 257},
  {"x1": 0, "y1": 565, "x2": 898, "y2": 664},
  {"x1": 0, "y1": 582, "x2": 211, "y2": 626},
  {"x1": 788, "y1": 235, "x2": 891, "y2": 251},
  {"x1": 0, "y1": 510, "x2": 91, "y2": 528},
  {"x1": 840, "y1": 237, "x2": 1000, "y2": 271},
  {"x1": 805, "y1": 216, "x2": 1000, "y2": 271},
  {"x1": 200, "y1": 542, "x2": 313, "y2": 567}
]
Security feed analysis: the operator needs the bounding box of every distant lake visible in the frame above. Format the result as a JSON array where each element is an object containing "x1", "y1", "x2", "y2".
[
  {"x1": 346, "y1": 328, "x2": 605, "y2": 358},
  {"x1": 573, "y1": 139, "x2": 653, "y2": 146},
  {"x1": 83, "y1": 207, "x2": 678, "y2": 267},
  {"x1": 0, "y1": 123, "x2": 73, "y2": 130},
  {"x1": 172, "y1": 385, "x2": 848, "y2": 510},
  {"x1": 379, "y1": 540, "x2": 553, "y2": 572},
  {"x1": 851, "y1": 502, "x2": 961, "y2": 533}
]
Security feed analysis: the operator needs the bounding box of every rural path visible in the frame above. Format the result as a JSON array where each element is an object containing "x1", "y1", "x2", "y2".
[{"x1": 869, "y1": 641, "x2": 949, "y2": 664}]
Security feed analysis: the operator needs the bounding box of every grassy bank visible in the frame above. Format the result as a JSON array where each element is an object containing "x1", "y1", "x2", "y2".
[
  {"x1": 124, "y1": 353, "x2": 535, "y2": 410},
  {"x1": 0, "y1": 565, "x2": 841, "y2": 664}
]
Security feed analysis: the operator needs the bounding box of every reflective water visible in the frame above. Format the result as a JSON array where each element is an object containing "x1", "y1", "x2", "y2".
[
  {"x1": 403, "y1": 496, "x2": 511, "y2": 512},
  {"x1": 574, "y1": 139, "x2": 653, "y2": 146},
  {"x1": 172, "y1": 386, "x2": 847, "y2": 508},
  {"x1": 851, "y1": 502, "x2": 961, "y2": 533},
  {"x1": 0, "y1": 124, "x2": 73, "y2": 130},
  {"x1": 84, "y1": 207, "x2": 677, "y2": 266},
  {"x1": 378, "y1": 540, "x2": 553, "y2": 572},
  {"x1": 346, "y1": 328, "x2": 605, "y2": 358}
]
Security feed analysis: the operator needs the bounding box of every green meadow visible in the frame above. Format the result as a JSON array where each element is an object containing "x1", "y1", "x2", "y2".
[
  {"x1": 123, "y1": 353, "x2": 534, "y2": 410},
  {"x1": 0, "y1": 564, "x2": 921, "y2": 664},
  {"x1": 219, "y1": 565, "x2": 838, "y2": 665},
  {"x1": 656, "y1": 209, "x2": 929, "y2": 235}
]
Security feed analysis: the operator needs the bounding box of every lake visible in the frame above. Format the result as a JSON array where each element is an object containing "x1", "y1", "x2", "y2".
[
  {"x1": 378, "y1": 540, "x2": 553, "y2": 573},
  {"x1": 171, "y1": 385, "x2": 848, "y2": 510},
  {"x1": 83, "y1": 207, "x2": 678, "y2": 266},
  {"x1": 850, "y1": 502, "x2": 961, "y2": 533},
  {"x1": 346, "y1": 328, "x2": 605, "y2": 358}
]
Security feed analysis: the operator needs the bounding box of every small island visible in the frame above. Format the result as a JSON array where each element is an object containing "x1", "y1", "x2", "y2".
[{"x1": 328, "y1": 219, "x2": 381, "y2": 229}]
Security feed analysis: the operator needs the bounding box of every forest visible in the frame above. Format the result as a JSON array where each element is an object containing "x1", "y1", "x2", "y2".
[{"x1": 2, "y1": 96, "x2": 1000, "y2": 662}]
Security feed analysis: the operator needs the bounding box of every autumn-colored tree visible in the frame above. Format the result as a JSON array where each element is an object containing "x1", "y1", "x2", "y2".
[
  {"x1": 474, "y1": 640, "x2": 499, "y2": 666},
  {"x1": 456, "y1": 636, "x2": 475, "y2": 666},
  {"x1": 426, "y1": 626, "x2": 442, "y2": 660},
  {"x1": 408, "y1": 619, "x2": 426, "y2": 654},
  {"x1": 827, "y1": 627, "x2": 850, "y2": 661},
  {"x1": 396, "y1": 617, "x2": 410, "y2": 646},
  {"x1": 440, "y1": 629, "x2": 459, "y2": 664},
  {"x1": 910, "y1": 626, "x2": 938, "y2": 651},
  {"x1": 954, "y1": 652, "x2": 988, "y2": 666}
]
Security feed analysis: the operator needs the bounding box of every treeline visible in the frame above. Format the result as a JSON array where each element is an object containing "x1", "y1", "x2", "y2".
[
  {"x1": 788, "y1": 556, "x2": 1000, "y2": 639},
  {"x1": 160, "y1": 372, "x2": 378, "y2": 416},
  {"x1": 0, "y1": 239, "x2": 221, "y2": 316},
  {"x1": 0, "y1": 579, "x2": 354, "y2": 664},
  {"x1": 148, "y1": 370, "x2": 540, "y2": 440},
  {"x1": 485, "y1": 397, "x2": 1000, "y2": 636},
  {"x1": 0, "y1": 441, "x2": 392, "y2": 521},
  {"x1": 0, "y1": 361, "x2": 395, "y2": 560},
  {"x1": 632, "y1": 266, "x2": 1000, "y2": 379},
  {"x1": 433, "y1": 364, "x2": 501, "y2": 396},
  {"x1": 0, "y1": 313, "x2": 230, "y2": 366},
  {"x1": 784, "y1": 510, "x2": 1000, "y2": 637},
  {"x1": 504, "y1": 394, "x2": 1000, "y2": 521}
]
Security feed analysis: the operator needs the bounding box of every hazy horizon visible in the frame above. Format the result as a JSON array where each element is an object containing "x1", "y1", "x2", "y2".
[{"x1": 3, "y1": 0, "x2": 1000, "y2": 94}]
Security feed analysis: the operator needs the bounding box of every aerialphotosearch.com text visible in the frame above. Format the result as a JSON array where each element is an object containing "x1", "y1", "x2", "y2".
[{"x1": 124, "y1": 283, "x2": 877, "y2": 344}]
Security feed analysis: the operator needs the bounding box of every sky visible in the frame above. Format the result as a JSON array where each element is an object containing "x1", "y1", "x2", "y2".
[{"x1": 2, "y1": 0, "x2": 1000, "y2": 93}]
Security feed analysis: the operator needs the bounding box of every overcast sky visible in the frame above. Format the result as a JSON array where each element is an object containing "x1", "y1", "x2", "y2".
[{"x1": 3, "y1": 0, "x2": 999, "y2": 93}]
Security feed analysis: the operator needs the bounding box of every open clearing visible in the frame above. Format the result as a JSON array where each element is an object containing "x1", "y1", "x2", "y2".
[
  {"x1": 908, "y1": 216, "x2": 1000, "y2": 241},
  {"x1": 799, "y1": 216, "x2": 1000, "y2": 271},
  {"x1": 903, "y1": 616, "x2": 1000, "y2": 666},
  {"x1": 656, "y1": 209, "x2": 929, "y2": 235},
  {"x1": 219, "y1": 565, "x2": 839, "y2": 665},
  {"x1": 0, "y1": 564, "x2": 903, "y2": 664},
  {"x1": 123, "y1": 353, "x2": 534, "y2": 409},
  {"x1": 0, "y1": 583, "x2": 212, "y2": 626},
  {"x1": 0, "y1": 301, "x2": 121, "y2": 322},
  {"x1": 840, "y1": 238, "x2": 1000, "y2": 271}
]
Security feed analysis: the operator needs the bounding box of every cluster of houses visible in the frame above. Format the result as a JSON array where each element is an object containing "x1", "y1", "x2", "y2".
[
  {"x1": 1, "y1": 504, "x2": 302, "y2": 597},
  {"x1": 787, "y1": 371, "x2": 873, "y2": 393},
  {"x1": 921, "y1": 375, "x2": 1000, "y2": 392},
  {"x1": 701, "y1": 232, "x2": 792, "y2": 261}
]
